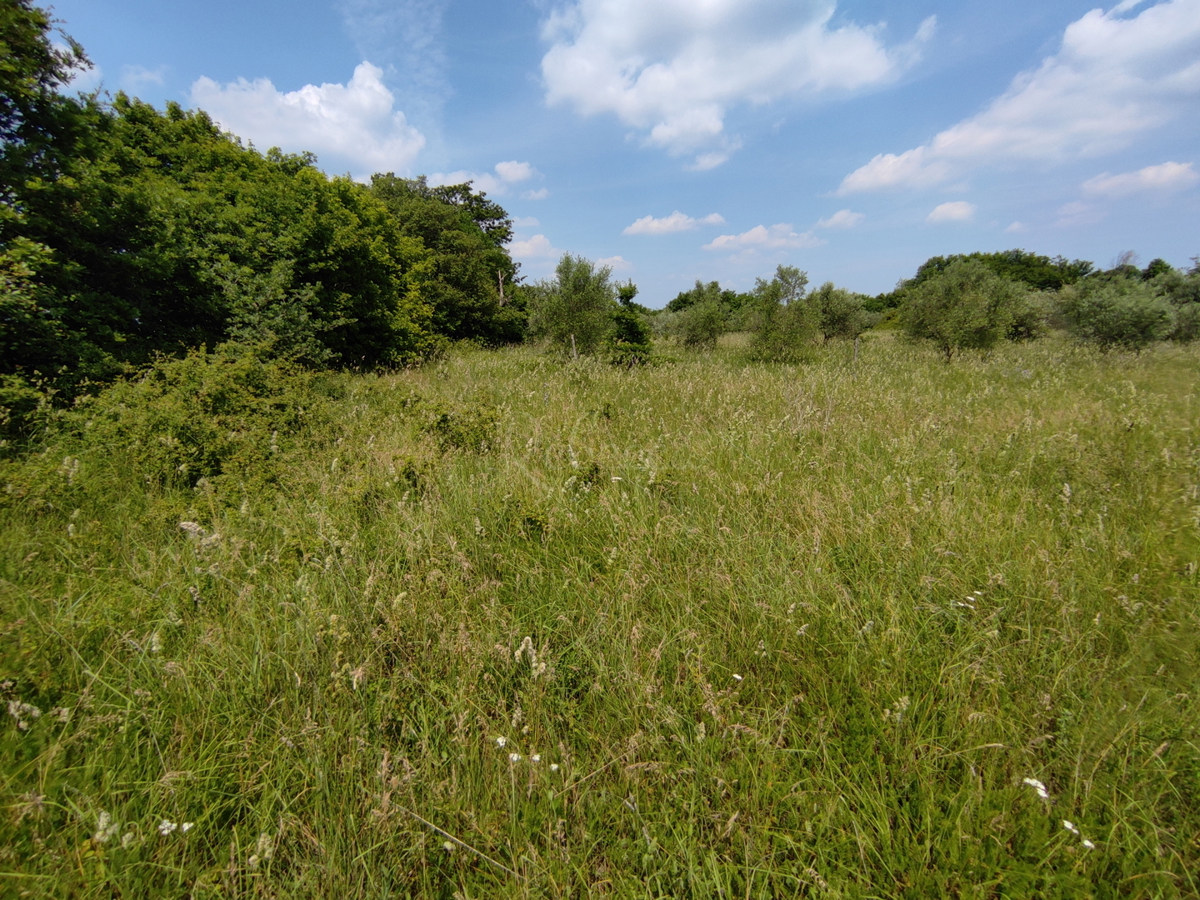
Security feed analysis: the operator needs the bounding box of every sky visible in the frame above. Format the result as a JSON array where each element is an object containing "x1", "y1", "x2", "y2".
[{"x1": 52, "y1": 0, "x2": 1200, "y2": 306}]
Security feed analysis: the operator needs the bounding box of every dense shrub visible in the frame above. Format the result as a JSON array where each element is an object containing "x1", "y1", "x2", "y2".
[
  {"x1": 675, "y1": 300, "x2": 725, "y2": 350},
  {"x1": 1056, "y1": 280, "x2": 1172, "y2": 352},
  {"x1": 900, "y1": 260, "x2": 1026, "y2": 360},
  {"x1": 527, "y1": 254, "x2": 617, "y2": 356},
  {"x1": 67, "y1": 345, "x2": 332, "y2": 490},
  {"x1": 809, "y1": 282, "x2": 872, "y2": 342},
  {"x1": 743, "y1": 266, "x2": 817, "y2": 364}
]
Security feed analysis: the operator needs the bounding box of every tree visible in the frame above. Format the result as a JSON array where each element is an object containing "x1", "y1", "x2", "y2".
[
  {"x1": 900, "y1": 259, "x2": 1025, "y2": 360},
  {"x1": 368, "y1": 175, "x2": 523, "y2": 344},
  {"x1": 745, "y1": 265, "x2": 817, "y2": 363},
  {"x1": 608, "y1": 280, "x2": 653, "y2": 365},
  {"x1": 527, "y1": 254, "x2": 617, "y2": 355},
  {"x1": 1056, "y1": 282, "x2": 1172, "y2": 353},
  {"x1": 808, "y1": 282, "x2": 871, "y2": 342}
]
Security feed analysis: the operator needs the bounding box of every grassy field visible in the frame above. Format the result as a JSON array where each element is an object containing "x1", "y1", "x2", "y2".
[{"x1": 1, "y1": 336, "x2": 1198, "y2": 898}]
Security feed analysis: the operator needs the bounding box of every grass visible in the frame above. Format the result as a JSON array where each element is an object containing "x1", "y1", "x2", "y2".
[{"x1": 1, "y1": 335, "x2": 1198, "y2": 897}]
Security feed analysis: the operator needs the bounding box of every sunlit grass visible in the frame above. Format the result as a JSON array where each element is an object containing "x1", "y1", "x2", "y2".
[{"x1": 2, "y1": 336, "x2": 1198, "y2": 897}]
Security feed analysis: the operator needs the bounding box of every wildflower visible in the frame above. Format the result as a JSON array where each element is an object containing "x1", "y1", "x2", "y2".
[
  {"x1": 1022, "y1": 777, "x2": 1050, "y2": 800},
  {"x1": 147, "y1": 632, "x2": 163, "y2": 653},
  {"x1": 550, "y1": 764, "x2": 560, "y2": 773},
  {"x1": 181, "y1": 822, "x2": 194, "y2": 833},
  {"x1": 94, "y1": 811, "x2": 118, "y2": 844},
  {"x1": 178, "y1": 521, "x2": 205, "y2": 539},
  {"x1": 1063, "y1": 820, "x2": 1079, "y2": 835},
  {"x1": 732, "y1": 673, "x2": 743, "y2": 682},
  {"x1": 1082, "y1": 838, "x2": 1095, "y2": 850},
  {"x1": 443, "y1": 840, "x2": 454, "y2": 851},
  {"x1": 495, "y1": 736, "x2": 507, "y2": 748},
  {"x1": 121, "y1": 832, "x2": 136, "y2": 848},
  {"x1": 531, "y1": 754, "x2": 542, "y2": 763},
  {"x1": 7, "y1": 700, "x2": 42, "y2": 731},
  {"x1": 158, "y1": 820, "x2": 178, "y2": 836},
  {"x1": 509, "y1": 752, "x2": 522, "y2": 762}
]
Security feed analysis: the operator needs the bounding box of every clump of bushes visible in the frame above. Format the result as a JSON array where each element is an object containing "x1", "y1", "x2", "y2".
[
  {"x1": 743, "y1": 266, "x2": 818, "y2": 364},
  {"x1": 900, "y1": 260, "x2": 1029, "y2": 360},
  {"x1": 67, "y1": 344, "x2": 334, "y2": 490}
]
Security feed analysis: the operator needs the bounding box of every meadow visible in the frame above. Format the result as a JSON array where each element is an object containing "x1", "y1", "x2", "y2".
[{"x1": 1, "y1": 335, "x2": 1198, "y2": 898}]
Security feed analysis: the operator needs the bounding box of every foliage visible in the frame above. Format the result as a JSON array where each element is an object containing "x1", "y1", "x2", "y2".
[
  {"x1": 368, "y1": 175, "x2": 523, "y2": 345},
  {"x1": 674, "y1": 299, "x2": 725, "y2": 350},
  {"x1": 666, "y1": 279, "x2": 747, "y2": 316},
  {"x1": 874, "y1": 249, "x2": 1094, "y2": 312},
  {"x1": 743, "y1": 265, "x2": 817, "y2": 363},
  {"x1": 1057, "y1": 280, "x2": 1173, "y2": 352},
  {"x1": 900, "y1": 259, "x2": 1027, "y2": 360},
  {"x1": 527, "y1": 254, "x2": 617, "y2": 355},
  {"x1": 605, "y1": 280, "x2": 654, "y2": 365},
  {"x1": 0, "y1": 0, "x2": 93, "y2": 187},
  {"x1": 2, "y1": 97, "x2": 440, "y2": 394},
  {"x1": 64, "y1": 344, "x2": 333, "y2": 491},
  {"x1": 808, "y1": 281, "x2": 872, "y2": 342}
]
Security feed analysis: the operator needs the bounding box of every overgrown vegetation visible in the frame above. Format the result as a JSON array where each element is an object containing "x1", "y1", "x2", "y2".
[{"x1": 2, "y1": 338, "x2": 1198, "y2": 896}]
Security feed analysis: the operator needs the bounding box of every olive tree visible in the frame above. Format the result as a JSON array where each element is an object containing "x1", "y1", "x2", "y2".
[
  {"x1": 900, "y1": 260, "x2": 1025, "y2": 360},
  {"x1": 527, "y1": 254, "x2": 617, "y2": 355}
]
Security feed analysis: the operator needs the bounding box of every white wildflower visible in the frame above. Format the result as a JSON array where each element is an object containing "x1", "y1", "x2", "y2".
[
  {"x1": 158, "y1": 820, "x2": 178, "y2": 836},
  {"x1": 7, "y1": 700, "x2": 42, "y2": 731},
  {"x1": 94, "y1": 811, "x2": 118, "y2": 844},
  {"x1": 181, "y1": 822, "x2": 194, "y2": 833},
  {"x1": 121, "y1": 832, "x2": 136, "y2": 848},
  {"x1": 178, "y1": 521, "x2": 205, "y2": 539},
  {"x1": 732, "y1": 673, "x2": 743, "y2": 682},
  {"x1": 1022, "y1": 778, "x2": 1050, "y2": 800},
  {"x1": 531, "y1": 754, "x2": 541, "y2": 763},
  {"x1": 443, "y1": 840, "x2": 454, "y2": 851},
  {"x1": 495, "y1": 736, "x2": 507, "y2": 748},
  {"x1": 1062, "y1": 820, "x2": 1079, "y2": 835},
  {"x1": 550, "y1": 764, "x2": 560, "y2": 773},
  {"x1": 147, "y1": 631, "x2": 163, "y2": 653},
  {"x1": 1081, "y1": 838, "x2": 1095, "y2": 850},
  {"x1": 509, "y1": 752, "x2": 522, "y2": 763}
]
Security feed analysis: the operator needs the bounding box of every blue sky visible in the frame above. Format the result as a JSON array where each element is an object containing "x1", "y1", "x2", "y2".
[{"x1": 54, "y1": 0, "x2": 1200, "y2": 305}]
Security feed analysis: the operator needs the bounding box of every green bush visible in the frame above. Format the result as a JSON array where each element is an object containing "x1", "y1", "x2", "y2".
[
  {"x1": 744, "y1": 265, "x2": 817, "y2": 363},
  {"x1": 900, "y1": 259, "x2": 1026, "y2": 360},
  {"x1": 1170, "y1": 303, "x2": 1200, "y2": 343},
  {"x1": 1057, "y1": 281, "x2": 1172, "y2": 352},
  {"x1": 527, "y1": 254, "x2": 617, "y2": 355},
  {"x1": 68, "y1": 344, "x2": 332, "y2": 490},
  {"x1": 809, "y1": 282, "x2": 872, "y2": 342},
  {"x1": 676, "y1": 299, "x2": 725, "y2": 350}
]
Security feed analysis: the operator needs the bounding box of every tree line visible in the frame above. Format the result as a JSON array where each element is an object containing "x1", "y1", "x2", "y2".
[{"x1": 3, "y1": 1, "x2": 1198, "y2": 439}]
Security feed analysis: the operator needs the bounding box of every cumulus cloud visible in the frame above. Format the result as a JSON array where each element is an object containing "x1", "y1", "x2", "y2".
[
  {"x1": 839, "y1": 0, "x2": 1200, "y2": 193},
  {"x1": 926, "y1": 201, "x2": 976, "y2": 224},
  {"x1": 191, "y1": 62, "x2": 425, "y2": 177},
  {"x1": 431, "y1": 160, "x2": 541, "y2": 196},
  {"x1": 703, "y1": 223, "x2": 825, "y2": 251},
  {"x1": 1081, "y1": 160, "x2": 1199, "y2": 197},
  {"x1": 816, "y1": 209, "x2": 865, "y2": 229},
  {"x1": 623, "y1": 210, "x2": 725, "y2": 235},
  {"x1": 597, "y1": 255, "x2": 633, "y2": 270},
  {"x1": 507, "y1": 234, "x2": 561, "y2": 259},
  {"x1": 541, "y1": 0, "x2": 934, "y2": 167}
]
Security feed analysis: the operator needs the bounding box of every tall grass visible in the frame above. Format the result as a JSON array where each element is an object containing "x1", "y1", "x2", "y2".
[{"x1": 2, "y1": 336, "x2": 1198, "y2": 897}]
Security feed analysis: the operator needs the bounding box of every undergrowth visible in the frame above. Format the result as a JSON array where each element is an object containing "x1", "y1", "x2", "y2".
[{"x1": 1, "y1": 337, "x2": 1197, "y2": 897}]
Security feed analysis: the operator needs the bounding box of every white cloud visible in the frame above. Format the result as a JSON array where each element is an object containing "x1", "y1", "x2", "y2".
[
  {"x1": 926, "y1": 201, "x2": 976, "y2": 224},
  {"x1": 1081, "y1": 160, "x2": 1199, "y2": 197},
  {"x1": 816, "y1": 209, "x2": 865, "y2": 229},
  {"x1": 839, "y1": 0, "x2": 1200, "y2": 193},
  {"x1": 703, "y1": 223, "x2": 825, "y2": 251},
  {"x1": 597, "y1": 255, "x2": 633, "y2": 270},
  {"x1": 120, "y1": 65, "x2": 167, "y2": 92},
  {"x1": 522, "y1": 188, "x2": 551, "y2": 200},
  {"x1": 541, "y1": 0, "x2": 934, "y2": 167},
  {"x1": 191, "y1": 62, "x2": 425, "y2": 177},
  {"x1": 507, "y1": 234, "x2": 561, "y2": 259},
  {"x1": 512, "y1": 216, "x2": 541, "y2": 228},
  {"x1": 1005, "y1": 221, "x2": 1028, "y2": 234},
  {"x1": 623, "y1": 210, "x2": 725, "y2": 235},
  {"x1": 431, "y1": 160, "x2": 541, "y2": 196},
  {"x1": 1055, "y1": 200, "x2": 1105, "y2": 227}
]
